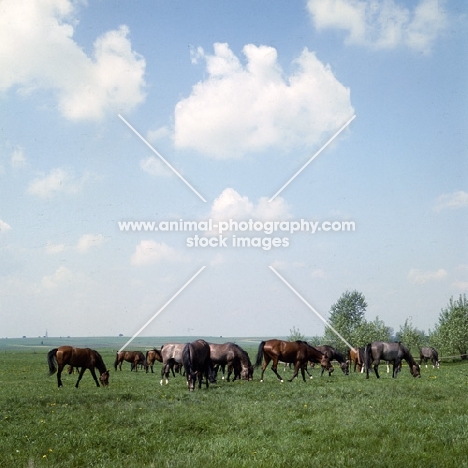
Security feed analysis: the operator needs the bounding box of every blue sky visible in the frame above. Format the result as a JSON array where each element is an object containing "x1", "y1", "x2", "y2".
[{"x1": 0, "y1": 0, "x2": 467, "y2": 340}]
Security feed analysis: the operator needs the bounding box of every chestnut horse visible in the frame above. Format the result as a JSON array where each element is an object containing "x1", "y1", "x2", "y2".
[
  {"x1": 47, "y1": 346, "x2": 109, "y2": 388},
  {"x1": 114, "y1": 350, "x2": 146, "y2": 372},
  {"x1": 255, "y1": 340, "x2": 332, "y2": 382},
  {"x1": 182, "y1": 339, "x2": 216, "y2": 391},
  {"x1": 365, "y1": 342, "x2": 420, "y2": 379},
  {"x1": 348, "y1": 347, "x2": 366, "y2": 373},
  {"x1": 209, "y1": 342, "x2": 253, "y2": 381},
  {"x1": 145, "y1": 348, "x2": 163, "y2": 373}
]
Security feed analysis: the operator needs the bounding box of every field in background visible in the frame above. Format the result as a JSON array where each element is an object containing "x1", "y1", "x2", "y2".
[
  {"x1": 0, "y1": 338, "x2": 467, "y2": 467},
  {"x1": 0, "y1": 336, "x2": 267, "y2": 352}
]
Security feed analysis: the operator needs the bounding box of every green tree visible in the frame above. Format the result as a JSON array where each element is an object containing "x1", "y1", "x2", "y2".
[
  {"x1": 396, "y1": 318, "x2": 425, "y2": 354},
  {"x1": 432, "y1": 294, "x2": 468, "y2": 359},
  {"x1": 353, "y1": 316, "x2": 392, "y2": 347},
  {"x1": 324, "y1": 290, "x2": 367, "y2": 352},
  {"x1": 287, "y1": 326, "x2": 305, "y2": 342}
]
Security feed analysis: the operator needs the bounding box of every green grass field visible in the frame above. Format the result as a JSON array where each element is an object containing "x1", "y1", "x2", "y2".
[{"x1": 0, "y1": 338, "x2": 467, "y2": 467}]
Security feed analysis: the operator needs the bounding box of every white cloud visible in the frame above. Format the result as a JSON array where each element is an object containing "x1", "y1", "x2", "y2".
[
  {"x1": 451, "y1": 280, "x2": 468, "y2": 291},
  {"x1": 76, "y1": 233, "x2": 106, "y2": 252},
  {"x1": 147, "y1": 126, "x2": 170, "y2": 142},
  {"x1": 45, "y1": 243, "x2": 66, "y2": 254},
  {"x1": 210, "y1": 188, "x2": 292, "y2": 221},
  {"x1": 311, "y1": 268, "x2": 327, "y2": 279},
  {"x1": 131, "y1": 240, "x2": 184, "y2": 266},
  {"x1": 0, "y1": 219, "x2": 12, "y2": 233},
  {"x1": 174, "y1": 43, "x2": 354, "y2": 158},
  {"x1": 307, "y1": 0, "x2": 447, "y2": 54},
  {"x1": 10, "y1": 148, "x2": 28, "y2": 169},
  {"x1": 27, "y1": 168, "x2": 90, "y2": 198},
  {"x1": 140, "y1": 156, "x2": 172, "y2": 178},
  {"x1": 434, "y1": 191, "x2": 468, "y2": 212},
  {"x1": 0, "y1": 0, "x2": 146, "y2": 120},
  {"x1": 41, "y1": 265, "x2": 73, "y2": 289},
  {"x1": 407, "y1": 268, "x2": 448, "y2": 285}
]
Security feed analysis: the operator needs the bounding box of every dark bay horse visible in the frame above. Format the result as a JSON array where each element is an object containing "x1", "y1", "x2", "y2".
[
  {"x1": 315, "y1": 345, "x2": 349, "y2": 376},
  {"x1": 182, "y1": 339, "x2": 216, "y2": 391},
  {"x1": 209, "y1": 342, "x2": 253, "y2": 381},
  {"x1": 47, "y1": 346, "x2": 109, "y2": 388},
  {"x1": 255, "y1": 340, "x2": 331, "y2": 382},
  {"x1": 114, "y1": 350, "x2": 146, "y2": 372},
  {"x1": 145, "y1": 348, "x2": 163, "y2": 373},
  {"x1": 419, "y1": 347, "x2": 440, "y2": 368},
  {"x1": 159, "y1": 343, "x2": 186, "y2": 385},
  {"x1": 365, "y1": 342, "x2": 421, "y2": 379}
]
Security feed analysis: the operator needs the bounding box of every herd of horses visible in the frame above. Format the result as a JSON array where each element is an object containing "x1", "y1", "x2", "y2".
[{"x1": 47, "y1": 340, "x2": 441, "y2": 391}]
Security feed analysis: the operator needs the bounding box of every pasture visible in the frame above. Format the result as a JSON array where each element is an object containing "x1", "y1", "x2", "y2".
[{"x1": 0, "y1": 339, "x2": 467, "y2": 468}]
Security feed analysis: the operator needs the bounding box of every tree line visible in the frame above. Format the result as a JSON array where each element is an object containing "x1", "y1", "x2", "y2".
[{"x1": 289, "y1": 291, "x2": 468, "y2": 360}]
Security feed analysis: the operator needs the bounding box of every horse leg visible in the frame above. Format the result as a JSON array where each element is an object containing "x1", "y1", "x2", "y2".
[
  {"x1": 373, "y1": 364, "x2": 380, "y2": 379},
  {"x1": 57, "y1": 364, "x2": 64, "y2": 388},
  {"x1": 227, "y1": 363, "x2": 234, "y2": 382},
  {"x1": 271, "y1": 359, "x2": 284, "y2": 382},
  {"x1": 160, "y1": 363, "x2": 170, "y2": 385},
  {"x1": 88, "y1": 367, "x2": 101, "y2": 387},
  {"x1": 259, "y1": 356, "x2": 271, "y2": 382},
  {"x1": 75, "y1": 367, "x2": 88, "y2": 388},
  {"x1": 392, "y1": 359, "x2": 402, "y2": 378}
]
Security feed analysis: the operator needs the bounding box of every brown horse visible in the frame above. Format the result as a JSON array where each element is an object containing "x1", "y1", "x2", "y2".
[
  {"x1": 209, "y1": 342, "x2": 253, "y2": 381},
  {"x1": 255, "y1": 340, "x2": 332, "y2": 382},
  {"x1": 145, "y1": 348, "x2": 163, "y2": 373},
  {"x1": 348, "y1": 347, "x2": 366, "y2": 373},
  {"x1": 114, "y1": 350, "x2": 146, "y2": 372},
  {"x1": 47, "y1": 346, "x2": 109, "y2": 388},
  {"x1": 315, "y1": 345, "x2": 349, "y2": 376},
  {"x1": 365, "y1": 341, "x2": 421, "y2": 379},
  {"x1": 182, "y1": 339, "x2": 216, "y2": 391}
]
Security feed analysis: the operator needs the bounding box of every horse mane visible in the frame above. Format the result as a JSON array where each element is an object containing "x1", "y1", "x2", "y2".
[{"x1": 94, "y1": 350, "x2": 107, "y2": 373}]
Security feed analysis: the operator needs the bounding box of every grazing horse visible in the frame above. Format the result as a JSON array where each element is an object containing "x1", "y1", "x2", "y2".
[
  {"x1": 145, "y1": 348, "x2": 163, "y2": 373},
  {"x1": 47, "y1": 346, "x2": 110, "y2": 388},
  {"x1": 255, "y1": 340, "x2": 332, "y2": 383},
  {"x1": 419, "y1": 347, "x2": 440, "y2": 368},
  {"x1": 315, "y1": 345, "x2": 349, "y2": 376},
  {"x1": 209, "y1": 342, "x2": 253, "y2": 381},
  {"x1": 159, "y1": 343, "x2": 186, "y2": 385},
  {"x1": 114, "y1": 350, "x2": 146, "y2": 372},
  {"x1": 182, "y1": 339, "x2": 216, "y2": 391},
  {"x1": 365, "y1": 342, "x2": 421, "y2": 379}
]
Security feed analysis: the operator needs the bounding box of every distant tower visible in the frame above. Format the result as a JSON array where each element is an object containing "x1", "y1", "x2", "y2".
[{"x1": 45, "y1": 329, "x2": 48, "y2": 338}]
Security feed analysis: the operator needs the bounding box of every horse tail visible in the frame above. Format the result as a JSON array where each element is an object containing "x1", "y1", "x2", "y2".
[
  {"x1": 254, "y1": 341, "x2": 266, "y2": 368},
  {"x1": 47, "y1": 348, "x2": 58, "y2": 375},
  {"x1": 364, "y1": 343, "x2": 372, "y2": 378},
  {"x1": 114, "y1": 352, "x2": 119, "y2": 371},
  {"x1": 182, "y1": 343, "x2": 192, "y2": 377}
]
